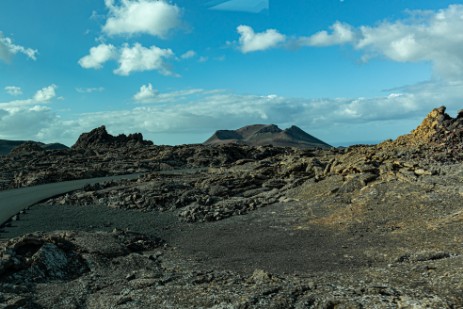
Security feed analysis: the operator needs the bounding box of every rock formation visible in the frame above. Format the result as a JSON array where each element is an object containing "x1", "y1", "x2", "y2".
[
  {"x1": 381, "y1": 106, "x2": 463, "y2": 162},
  {"x1": 72, "y1": 125, "x2": 153, "y2": 149},
  {"x1": 396, "y1": 106, "x2": 463, "y2": 145}
]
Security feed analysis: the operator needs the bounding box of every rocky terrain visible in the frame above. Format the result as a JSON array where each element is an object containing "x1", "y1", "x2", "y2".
[
  {"x1": 0, "y1": 126, "x2": 292, "y2": 191},
  {"x1": 1, "y1": 106, "x2": 463, "y2": 308},
  {"x1": 204, "y1": 124, "x2": 331, "y2": 149}
]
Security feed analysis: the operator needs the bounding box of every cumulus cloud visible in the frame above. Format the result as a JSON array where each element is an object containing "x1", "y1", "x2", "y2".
[
  {"x1": 296, "y1": 4, "x2": 463, "y2": 80},
  {"x1": 5, "y1": 86, "x2": 22, "y2": 96},
  {"x1": 237, "y1": 25, "x2": 286, "y2": 53},
  {"x1": 0, "y1": 33, "x2": 37, "y2": 62},
  {"x1": 33, "y1": 84, "x2": 57, "y2": 102},
  {"x1": 79, "y1": 43, "x2": 175, "y2": 76},
  {"x1": 354, "y1": 5, "x2": 463, "y2": 79},
  {"x1": 78, "y1": 44, "x2": 117, "y2": 69},
  {"x1": 133, "y1": 83, "x2": 157, "y2": 101},
  {"x1": 0, "y1": 85, "x2": 58, "y2": 110},
  {"x1": 103, "y1": 0, "x2": 181, "y2": 37},
  {"x1": 115, "y1": 43, "x2": 175, "y2": 76},
  {"x1": 299, "y1": 21, "x2": 355, "y2": 46},
  {"x1": 80, "y1": 1, "x2": 180, "y2": 76},
  {"x1": 231, "y1": 5, "x2": 463, "y2": 80}
]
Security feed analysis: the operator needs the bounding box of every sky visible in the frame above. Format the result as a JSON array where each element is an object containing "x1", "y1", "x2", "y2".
[{"x1": 1, "y1": 0, "x2": 463, "y2": 146}]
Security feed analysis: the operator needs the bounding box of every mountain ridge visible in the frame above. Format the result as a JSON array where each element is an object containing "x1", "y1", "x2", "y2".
[{"x1": 0, "y1": 139, "x2": 68, "y2": 156}]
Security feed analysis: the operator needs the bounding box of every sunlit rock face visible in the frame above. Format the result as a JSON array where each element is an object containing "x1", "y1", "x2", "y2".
[{"x1": 396, "y1": 106, "x2": 463, "y2": 145}]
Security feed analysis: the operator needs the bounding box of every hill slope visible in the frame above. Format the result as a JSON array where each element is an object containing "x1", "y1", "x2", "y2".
[
  {"x1": 204, "y1": 124, "x2": 331, "y2": 149},
  {"x1": 0, "y1": 139, "x2": 68, "y2": 156}
]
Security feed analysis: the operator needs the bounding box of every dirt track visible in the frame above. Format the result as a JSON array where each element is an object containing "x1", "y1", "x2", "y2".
[{"x1": 0, "y1": 174, "x2": 142, "y2": 226}]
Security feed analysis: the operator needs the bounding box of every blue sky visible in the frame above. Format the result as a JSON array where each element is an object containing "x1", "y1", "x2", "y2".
[{"x1": 1, "y1": 0, "x2": 463, "y2": 146}]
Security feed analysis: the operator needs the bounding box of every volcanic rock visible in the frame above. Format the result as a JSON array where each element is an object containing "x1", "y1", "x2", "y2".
[
  {"x1": 204, "y1": 124, "x2": 331, "y2": 149},
  {"x1": 72, "y1": 125, "x2": 153, "y2": 149},
  {"x1": 396, "y1": 106, "x2": 463, "y2": 145}
]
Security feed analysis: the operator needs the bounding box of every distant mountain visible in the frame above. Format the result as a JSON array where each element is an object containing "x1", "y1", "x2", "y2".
[
  {"x1": 0, "y1": 139, "x2": 68, "y2": 156},
  {"x1": 204, "y1": 124, "x2": 332, "y2": 149}
]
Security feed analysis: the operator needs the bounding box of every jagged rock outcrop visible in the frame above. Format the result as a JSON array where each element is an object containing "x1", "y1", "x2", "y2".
[
  {"x1": 377, "y1": 106, "x2": 463, "y2": 163},
  {"x1": 72, "y1": 126, "x2": 153, "y2": 149},
  {"x1": 204, "y1": 124, "x2": 331, "y2": 149},
  {"x1": 396, "y1": 106, "x2": 463, "y2": 145}
]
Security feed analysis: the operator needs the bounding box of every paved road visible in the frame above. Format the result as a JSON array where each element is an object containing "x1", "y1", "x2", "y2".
[{"x1": 0, "y1": 174, "x2": 142, "y2": 226}]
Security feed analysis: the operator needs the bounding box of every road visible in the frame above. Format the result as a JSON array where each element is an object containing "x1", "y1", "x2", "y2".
[{"x1": 0, "y1": 174, "x2": 142, "y2": 226}]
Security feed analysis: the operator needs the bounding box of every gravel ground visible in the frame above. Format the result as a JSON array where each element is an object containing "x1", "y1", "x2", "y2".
[
  {"x1": 1, "y1": 201, "x2": 390, "y2": 276},
  {"x1": 1, "y1": 203, "x2": 174, "y2": 240}
]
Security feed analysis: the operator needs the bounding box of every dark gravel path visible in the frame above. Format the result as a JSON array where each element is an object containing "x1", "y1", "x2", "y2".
[{"x1": 0, "y1": 174, "x2": 142, "y2": 226}]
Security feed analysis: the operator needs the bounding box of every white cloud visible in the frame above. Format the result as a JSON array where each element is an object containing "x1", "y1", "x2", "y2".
[
  {"x1": 133, "y1": 83, "x2": 157, "y2": 101},
  {"x1": 299, "y1": 21, "x2": 355, "y2": 46},
  {"x1": 237, "y1": 25, "x2": 286, "y2": 53},
  {"x1": 33, "y1": 84, "x2": 57, "y2": 102},
  {"x1": 354, "y1": 5, "x2": 463, "y2": 79},
  {"x1": 4, "y1": 86, "x2": 22, "y2": 96},
  {"x1": 79, "y1": 43, "x2": 175, "y2": 76},
  {"x1": 0, "y1": 85, "x2": 59, "y2": 141},
  {"x1": 181, "y1": 50, "x2": 196, "y2": 59},
  {"x1": 115, "y1": 43, "x2": 175, "y2": 76},
  {"x1": 76, "y1": 87, "x2": 105, "y2": 93},
  {"x1": 103, "y1": 0, "x2": 181, "y2": 38},
  {"x1": 297, "y1": 4, "x2": 463, "y2": 80},
  {"x1": 0, "y1": 84, "x2": 59, "y2": 109},
  {"x1": 133, "y1": 86, "x2": 222, "y2": 105},
  {"x1": 134, "y1": 87, "x2": 208, "y2": 104},
  {"x1": 78, "y1": 44, "x2": 117, "y2": 69},
  {"x1": 229, "y1": 5, "x2": 463, "y2": 80},
  {"x1": 0, "y1": 33, "x2": 37, "y2": 62}
]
